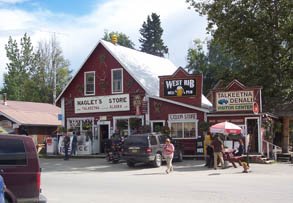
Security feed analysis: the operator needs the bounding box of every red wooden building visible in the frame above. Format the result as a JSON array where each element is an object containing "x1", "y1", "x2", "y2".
[
  {"x1": 56, "y1": 40, "x2": 211, "y2": 155},
  {"x1": 207, "y1": 80, "x2": 264, "y2": 153}
]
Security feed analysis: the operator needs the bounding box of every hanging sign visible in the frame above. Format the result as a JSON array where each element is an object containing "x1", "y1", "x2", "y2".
[
  {"x1": 75, "y1": 94, "x2": 130, "y2": 113},
  {"x1": 164, "y1": 79, "x2": 196, "y2": 97},
  {"x1": 253, "y1": 102, "x2": 259, "y2": 114}
]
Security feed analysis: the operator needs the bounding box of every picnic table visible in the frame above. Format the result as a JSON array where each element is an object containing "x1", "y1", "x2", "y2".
[{"x1": 223, "y1": 148, "x2": 243, "y2": 168}]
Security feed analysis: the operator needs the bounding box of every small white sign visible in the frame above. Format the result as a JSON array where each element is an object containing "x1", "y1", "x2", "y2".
[
  {"x1": 75, "y1": 94, "x2": 130, "y2": 113},
  {"x1": 168, "y1": 113, "x2": 197, "y2": 121}
]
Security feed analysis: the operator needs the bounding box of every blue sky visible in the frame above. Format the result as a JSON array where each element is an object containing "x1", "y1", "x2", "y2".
[
  {"x1": 0, "y1": 0, "x2": 208, "y2": 86},
  {"x1": 4, "y1": 0, "x2": 102, "y2": 15}
]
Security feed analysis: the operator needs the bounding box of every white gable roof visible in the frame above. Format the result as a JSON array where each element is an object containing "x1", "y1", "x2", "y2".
[
  {"x1": 102, "y1": 40, "x2": 212, "y2": 108},
  {"x1": 56, "y1": 40, "x2": 212, "y2": 109},
  {"x1": 101, "y1": 40, "x2": 177, "y2": 96}
]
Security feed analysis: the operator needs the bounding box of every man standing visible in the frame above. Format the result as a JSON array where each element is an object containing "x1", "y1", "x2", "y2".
[
  {"x1": 163, "y1": 138, "x2": 175, "y2": 174},
  {"x1": 63, "y1": 133, "x2": 71, "y2": 160},
  {"x1": 211, "y1": 135, "x2": 225, "y2": 169},
  {"x1": 71, "y1": 132, "x2": 78, "y2": 156}
]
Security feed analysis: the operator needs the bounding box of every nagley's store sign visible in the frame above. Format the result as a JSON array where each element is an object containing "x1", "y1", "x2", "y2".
[
  {"x1": 74, "y1": 94, "x2": 130, "y2": 113},
  {"x1": 164, "y1": 79, "x2": 196, "y2": 97},
  {"x1": 216, "y1": 90, "x2": 254, "y2": 111}
]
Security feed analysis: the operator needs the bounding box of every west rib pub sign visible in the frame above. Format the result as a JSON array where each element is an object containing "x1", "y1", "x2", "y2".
[{"x1": 164, "y1": 79, "x2": 196, "y2": 97}]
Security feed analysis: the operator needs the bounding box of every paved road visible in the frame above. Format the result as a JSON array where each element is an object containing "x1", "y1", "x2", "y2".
[{"x1": 40, "y1": 158, "x2": 293, "y2": 203}]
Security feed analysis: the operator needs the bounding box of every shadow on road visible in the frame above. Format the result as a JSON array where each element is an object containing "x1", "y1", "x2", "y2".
[{"x1": 40, "y1": 158, "x2": 214, "y2": 173}]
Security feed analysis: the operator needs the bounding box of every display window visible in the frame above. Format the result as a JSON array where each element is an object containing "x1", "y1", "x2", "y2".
[{"x1": 170, "y1": 122, "x2": 197, "y2": 138}]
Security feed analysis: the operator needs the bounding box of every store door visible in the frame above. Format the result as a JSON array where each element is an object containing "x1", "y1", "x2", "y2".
[
  {"x1": 246, "y1": 118, "x2": 260, "y2": 153},
  {"x1": 99, "y1": 124, "x2": 109, "y2": 153}
]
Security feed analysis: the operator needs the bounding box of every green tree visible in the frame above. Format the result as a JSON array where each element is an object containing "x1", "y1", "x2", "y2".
[
  {"x1": 3, "y1": 33, "x2": 71, "y2": 103},
  {"x1": 187, "y1": 0, "x2": 293, "y2": 111},
  {"x1": 3, "y1": 33, "x2": 35, "y2": 101},
  {"x1": 186, "y1": 39, "x2": 242, "y2": 94},
  {"x1": 35, "y1": 35, "x2": 71, "y2": 104},
  {"x1": 139, "y1": 13, "x2": 168, "y2": 57},
  {"x1": 103, "y1": 31, "x2": 135, "y2": 49}
]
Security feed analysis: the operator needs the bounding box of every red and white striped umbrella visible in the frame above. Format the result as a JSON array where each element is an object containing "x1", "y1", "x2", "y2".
[{"x1": 210, "y1": 121, "x2": 242, "y2": 135}]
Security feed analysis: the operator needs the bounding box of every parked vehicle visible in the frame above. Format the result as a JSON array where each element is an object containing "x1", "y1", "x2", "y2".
[
  {"x1": 122, "y1": 133, "x2": 183, "y2": 168},
  {"x1": 0, "y1": 134, "x2": 47, "y2": 203}
]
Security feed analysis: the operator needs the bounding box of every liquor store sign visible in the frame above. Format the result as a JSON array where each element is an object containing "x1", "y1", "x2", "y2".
[
  {"x1": 216, "y1": 91, "x2": 254, "y2": 111},
  {"x1": 164, "y1": 79, "x2": 196, "y2": 97},
  {"x1": 75, "y1": 94, "x2": 130, "y2": 113}
]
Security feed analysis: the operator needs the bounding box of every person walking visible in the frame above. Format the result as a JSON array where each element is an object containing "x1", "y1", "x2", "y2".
[
  {"x1": 63, "y1": 133, "x2": 71, "y2": 160},
  {"x1": 163, "y1": 138, "x2": 175, "y2": 174},
  {"x1": 211, "y1": 135, "x2": 225, "y2": 169}
]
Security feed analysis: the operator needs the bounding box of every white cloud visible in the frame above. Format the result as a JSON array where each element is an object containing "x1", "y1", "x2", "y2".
[
  {"x1": 0, "y1": 0, "x2": 208, "y2": 87},
  {"x1": 0, "y1": 0, "x2": 28, "y2": 4}
]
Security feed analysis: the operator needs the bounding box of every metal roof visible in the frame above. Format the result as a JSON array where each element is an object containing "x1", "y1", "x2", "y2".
[{"x1": 0, "y1": 100, "x2": 61, "y2": 126}]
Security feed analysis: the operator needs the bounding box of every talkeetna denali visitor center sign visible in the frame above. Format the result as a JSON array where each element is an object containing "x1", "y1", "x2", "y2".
[
  {"x1": 216, "y1": 90, "x2": 254, "y2": 111},
  {"x1": 164, "y1": 79, "x2": 196, "y2": 97}
]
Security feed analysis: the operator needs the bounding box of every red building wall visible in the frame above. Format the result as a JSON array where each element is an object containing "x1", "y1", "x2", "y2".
[
  {"x1": 149, "y1": 98, "x2": 205, "y2": 121},
  {"x1": 61, "y1": 44, "x2": 146, "y2": 123}
]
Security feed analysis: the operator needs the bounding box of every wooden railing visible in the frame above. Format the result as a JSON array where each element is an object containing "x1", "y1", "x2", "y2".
[{"x1": 263, "y1": 140, "x2": 282, "y2": 160}]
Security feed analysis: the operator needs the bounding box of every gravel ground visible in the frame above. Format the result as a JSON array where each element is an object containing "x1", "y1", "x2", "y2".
[{"x1": 40, "y1": 158, "x2": 293, "y2": 203}]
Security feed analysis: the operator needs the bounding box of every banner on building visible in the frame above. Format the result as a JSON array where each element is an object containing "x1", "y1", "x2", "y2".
[
  {"x1": 216, "y1": 90, "x2": 254, "y2": 111},
  {"x1": 164, "y1": 79, "x2": 196, "y2": 97},
  {"x1": 75, "y1": 94, "x2": 130, "y2": 113}
]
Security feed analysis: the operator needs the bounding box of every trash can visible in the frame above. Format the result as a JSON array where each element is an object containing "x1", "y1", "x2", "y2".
[{"x1": 0, "y1": 175, "x2": 5, "y2": 203}]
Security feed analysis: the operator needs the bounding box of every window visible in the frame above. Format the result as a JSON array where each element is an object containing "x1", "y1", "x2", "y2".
[
  {"x1": 112, "y1": 69, "x2": 123, "y2": 93},
  {"x1": 150, "y1": 136, "x2": 157, "y2": 145},
  {"x1": 0, "y1": 139, "x2": 27, "y2": 165},
  {"x1": 170, "y1": 122, "x2": 196, "y2": 138},
  {"x1": 184, "y1": 122, "x2": 196, "y2": 138},
  {"x1": 170, "y1": 123, "x2": 183, "y2": 138},
  {"x1": 84, "y1": 72, "x2": 95, "y2": 95},
  {"x1": 152, "y1": 122, "x2": 164, "y2": 132}
]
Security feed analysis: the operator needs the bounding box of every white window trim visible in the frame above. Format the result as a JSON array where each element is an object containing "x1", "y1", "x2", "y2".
[
  {"x1": 113, "y1": 115, "x2": 144, "y2": 136},
  {"x1": 168, "y1": 120, "x2": 198, "y2": 139},
  {"x1": 150, "y1": 120, "x2": 165, "y2": 132},
  {"x1": 84, "y1": 71, "x2": 95, "y2": 96},
  {"x1": 111, "y1": 68, "x2": 123, "y2": 94}
]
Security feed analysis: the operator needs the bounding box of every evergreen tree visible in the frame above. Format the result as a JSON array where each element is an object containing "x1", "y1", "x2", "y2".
[
  {"x1": 139, "y1": 13, "x2": 168, "y2": 57},
  {"x1": 3, "y1": 33, "x2": 34, "y2": 101},
  {"x1": 103, "y1": 31, "x2": 135, "y2": 49}
]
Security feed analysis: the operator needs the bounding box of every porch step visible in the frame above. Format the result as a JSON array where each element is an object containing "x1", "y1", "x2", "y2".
[{"x1": 277, "y1": 153, "x2": 292, "y2": 162}]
